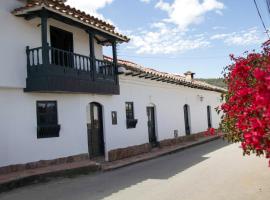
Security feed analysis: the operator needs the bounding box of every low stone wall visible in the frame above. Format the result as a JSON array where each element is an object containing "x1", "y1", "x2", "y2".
[
  {"x1": 108, "y1": 132, "x2": 206, "y2": 161},
  {"x1": 159, "y1": 132, "x2": 205, "y2": 147},
  {"x1": 0, "y1": 154, "x2": 89, "y2": 175},
  {"x1": 0, "y1": 132, "x2": 207, "y2": 171},
  {"x1": 108, "y1": 143, "x2": 151, "y2": 162}
]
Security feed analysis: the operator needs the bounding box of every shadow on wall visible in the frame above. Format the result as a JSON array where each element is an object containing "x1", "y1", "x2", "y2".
[{"x1": 0, "y1": 139, "x2": 229, "y2": 200}]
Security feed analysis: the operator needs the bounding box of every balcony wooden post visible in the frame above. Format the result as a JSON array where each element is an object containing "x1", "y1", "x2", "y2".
[
  {"x1": 41, "y1": 8, "x2": 49, "y2": 66},
  {"x1": 26, "y1": 46, "x2": 30, "y2": 76},
  {"x1": 112, "y1": 40, "x2": 118, "y2": 84},
  {"x1": 88, "y1": 31, "x2": 96, "y2": 81}
]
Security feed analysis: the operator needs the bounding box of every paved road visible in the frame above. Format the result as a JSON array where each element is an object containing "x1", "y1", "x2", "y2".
[{"x1": 1, "y1": 139, "x2": 270, "y2": 200}]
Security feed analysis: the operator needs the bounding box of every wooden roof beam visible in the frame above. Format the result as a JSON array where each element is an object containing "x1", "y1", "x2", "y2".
[{"x1": 131, "y1": 72, "x2": 142, "y2": 77}]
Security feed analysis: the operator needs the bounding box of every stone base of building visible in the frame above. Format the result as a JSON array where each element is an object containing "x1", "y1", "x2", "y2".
[
  {"x1": 108, "y1": 143, "x2": 152, "y2": 162},
  {"x1": 108, "y1": 132, "x2": 206, "y2": 161},
  {"x1": 0, "y1": 132, "x2": 207, "y2": 172},
  {"x1": 0, "y1": 154, "x2": 89, "y2": 175},
  {"x1": 159, "y1": 132, "x2": 205, "y2": 147}
]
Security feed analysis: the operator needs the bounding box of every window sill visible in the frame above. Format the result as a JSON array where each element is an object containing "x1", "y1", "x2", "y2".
[
  {"x1": 37, "y1": 124, "x2": 61, "y2": 139},
  {"x1": 126, "y1": 119, "x2": 138, "y2": 129}
]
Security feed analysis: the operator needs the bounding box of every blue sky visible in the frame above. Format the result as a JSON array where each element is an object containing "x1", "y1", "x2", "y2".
[{"x1": 67, "y1": 0, "x2": 270, "y2": 78}]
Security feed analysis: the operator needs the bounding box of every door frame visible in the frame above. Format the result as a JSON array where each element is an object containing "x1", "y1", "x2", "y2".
[
  {"x1": 87, "y1": 102, "x2": 105, "y2": 158},
  {"x1": 147, "y1": 105, "x2": 158, "y2": 147}
]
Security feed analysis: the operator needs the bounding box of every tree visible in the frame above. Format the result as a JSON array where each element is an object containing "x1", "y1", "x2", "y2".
[{"x1": 218, "y1": 42, "x2": 270, "y2": 167}]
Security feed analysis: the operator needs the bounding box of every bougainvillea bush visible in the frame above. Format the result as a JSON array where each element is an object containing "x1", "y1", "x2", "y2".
[{"x1": 218, "y1": 42, "x2": 270, "y2": 167}]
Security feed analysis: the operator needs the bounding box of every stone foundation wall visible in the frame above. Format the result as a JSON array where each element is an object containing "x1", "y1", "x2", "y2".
[
  {"x1": 159, "y1": 132, "x2": 205, "y2": 147},
  {"x1": 0, "y1": 153, "x2": 89, "y2": 175},
  {"x1": 108, "y1": 132, "x2": 206, "y2": 162},
  {"x1": 0, "y1": 132, "x2": 207, "y2": 171},
  {"x1": 108, "y1": 143, "x2": 151, "y2": 162}
]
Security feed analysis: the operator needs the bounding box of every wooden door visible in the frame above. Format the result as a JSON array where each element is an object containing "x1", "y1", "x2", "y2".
[
  {"x1": 184, "y1": 104, "x2": 191, "y2": 135},
  {"x1": 147, "y1": 107, "x2": 158, "y2": 147},
  {"x1": 207, "y1": 106, "x2": 212, "y2": 128},
  {"x1": 88, "y1": 103, "x2": 104, "y2": 158}
]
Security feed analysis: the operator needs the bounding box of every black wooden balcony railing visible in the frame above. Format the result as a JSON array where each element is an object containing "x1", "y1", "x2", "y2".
[{"x1": 25, "y1": 46, "x2": 119, "y2": 94}]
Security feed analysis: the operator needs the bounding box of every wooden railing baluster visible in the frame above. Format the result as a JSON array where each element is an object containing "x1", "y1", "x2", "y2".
[
  {"x1": 26, "y1": 46, "x2": 116, "y2": 82},
  {"x1": 37, "y1": 49, "x2": 40, "y2": 65}
]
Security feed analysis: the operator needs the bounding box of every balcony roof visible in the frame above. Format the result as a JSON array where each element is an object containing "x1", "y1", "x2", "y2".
[
  {"x1": 104, "y1": 56, "x2": 227, "y2": 93},
  {"x1": 12, "y1": 0, "x2": 129, "y2": 43}
]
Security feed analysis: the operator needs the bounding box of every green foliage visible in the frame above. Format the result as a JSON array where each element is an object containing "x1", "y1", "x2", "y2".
[{"x1": 196, "y1": 78, "x2": 226, "y2": 89}]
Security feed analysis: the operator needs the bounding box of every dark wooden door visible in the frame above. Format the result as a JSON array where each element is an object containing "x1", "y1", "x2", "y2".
[
  {"x1": 184, "y1": 104, "x2": 191, "y2": 135},
  {"x1": 147, "y1": 107, "x2": 158, "y2": 147},
  {"x1": 207, "y1": 106, "x2": 212, "y2": 128},
  {"x1": 88, "y1": 103, "x2": 104, "y2": 158},
  {"x1": 50, "y1": 26, "x2": 74, "y2": 67}
]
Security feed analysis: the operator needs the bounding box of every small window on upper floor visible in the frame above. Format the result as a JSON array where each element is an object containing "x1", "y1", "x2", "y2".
[{"x1": 36, "y1": 101, "x2": 60, "y2": 139}]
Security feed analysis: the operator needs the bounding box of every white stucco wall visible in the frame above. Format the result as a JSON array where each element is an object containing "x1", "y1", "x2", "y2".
[
  {"x1": 0, "y1": 75, "x2": 222, "y2": 167},
  {"x1": 0, "y1": 1, "x2": 103, "y2": 89}
]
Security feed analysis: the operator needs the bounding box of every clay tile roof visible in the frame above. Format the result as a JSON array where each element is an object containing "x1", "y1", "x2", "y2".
[
  {"x1": 104, "y1": 56, "x2": 226, "y2": 93},
  {"x1": 12, "y1": 0, "x2": 129, "y2": 42}
]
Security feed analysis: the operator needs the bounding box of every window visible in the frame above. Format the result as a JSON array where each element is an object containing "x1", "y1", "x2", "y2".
[
  {"x1": 36, "y1": 101, "x2": 60, "y2": 138},
  {"x1": 126, "y1": 102, "x2": 134, "y2": 120},
  {"x1": 125, "y1": 102, "x2": 138, "y2": 128}
]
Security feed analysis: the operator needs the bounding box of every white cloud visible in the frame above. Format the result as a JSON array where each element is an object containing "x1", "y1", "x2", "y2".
[
  {"x1": 210, "y1": 27, "x2": 266, "y2": 46},
  {"x1": 212, "y1": 26, "x2": 226, "y2": 30},
  {"x1": 127, "y1": 0, "x2": 224, "y2": 55},
  {"x1": 128, "y1": 26, "x2": 266, "y2": 55},
  {"x1": 140, "y1": 0, "x2": 151, "y2": 3},
  {"x1": 128, "y1": 24, "x2": 210, "y2": 54},
  {"x1": 66, "y1": 0, "x2": 114, "y2": 20},
  {"x1": 155, "y1": 0, "x2": 224, "y2": 30}
]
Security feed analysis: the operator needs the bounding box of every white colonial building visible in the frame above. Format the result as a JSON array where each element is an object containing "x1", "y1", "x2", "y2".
[{"x1": 0, "y1": 0, "x2": 225, "y2": 169}]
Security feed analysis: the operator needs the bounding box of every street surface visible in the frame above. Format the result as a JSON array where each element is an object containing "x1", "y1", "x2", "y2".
[{"x1": 0, "y1": 139, "x2": 269, "y2": 200}]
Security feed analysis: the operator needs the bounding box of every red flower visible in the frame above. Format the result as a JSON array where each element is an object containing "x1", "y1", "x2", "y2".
[
  {"x1": 205, "y1": 128, "x2": 216, "y2": 136},
  {"x1": 219, "y1": 41, "x2": 270, "y2": 167}
]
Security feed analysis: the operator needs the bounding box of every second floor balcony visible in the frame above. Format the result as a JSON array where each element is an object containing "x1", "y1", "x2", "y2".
[
  {"x1": 25, "y1": 45, "x2": 119, "y2": 94},
  {"x1": 12, "y1": 2, "x2": 129, "y2": 95}
]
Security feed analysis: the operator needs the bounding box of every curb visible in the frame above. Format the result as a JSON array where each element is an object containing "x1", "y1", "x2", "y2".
[
  {"x1": 0, "y1": 136, "x2": 221, "y2": 193},
  {"x1": 102, "y1": 136, "x2": 221, "y2": 171},
  {"x1": 0, "y1": 164, "x2": 101, "y2": 193}
]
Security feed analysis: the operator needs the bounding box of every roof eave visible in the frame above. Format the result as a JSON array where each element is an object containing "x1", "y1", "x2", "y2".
[{"x1": 12, "y1": 6, "x2": 130, "y2": 43}]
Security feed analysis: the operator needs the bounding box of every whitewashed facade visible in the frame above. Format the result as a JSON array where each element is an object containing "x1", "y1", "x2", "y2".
[{"x1": 0, "y1": 0, "x2": 223, "y2": 168}]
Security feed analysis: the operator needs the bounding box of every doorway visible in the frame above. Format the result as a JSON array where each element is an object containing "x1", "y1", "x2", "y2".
[
  {"x1": 87, "y1": 102, "x2": 104, "y2": 158},
  {"x1": 50, "y1": 26, "x2": 74, "y2": 67},
  {"x1": 207, "y1": 106, "x2": 212, "y2": 128},
  {"x1": 147, "y1": 106, "x2": 158, "y2": 147},
  {"x1": 183, "y1": 104, "x2": 191, "y2": 135}
]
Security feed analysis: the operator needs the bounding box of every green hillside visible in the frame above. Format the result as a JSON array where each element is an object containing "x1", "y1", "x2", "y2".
[{"x1": 196, "y1": 78, "x2": 227, "y2": 89}]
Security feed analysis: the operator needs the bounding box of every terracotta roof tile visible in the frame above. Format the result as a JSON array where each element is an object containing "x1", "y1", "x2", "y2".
[
  {"x1": 12, "y1": 0, "x2": 129, "y2": 42},
  {"x1": 104, "y1": 56, "x2": 226, "y2": 93}
]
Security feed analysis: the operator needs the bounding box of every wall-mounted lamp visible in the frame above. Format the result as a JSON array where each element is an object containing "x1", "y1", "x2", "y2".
[{"x1": 197, "y1": 95, "x2": 204, "y2": 102}]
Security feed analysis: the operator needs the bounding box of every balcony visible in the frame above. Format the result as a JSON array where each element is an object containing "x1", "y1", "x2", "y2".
[{"x1": 25, "y1": 46, "x2": 119, "y2": 94}]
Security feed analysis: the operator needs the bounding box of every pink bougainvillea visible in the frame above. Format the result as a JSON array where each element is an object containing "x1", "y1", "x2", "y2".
[
  {"x1": 205, "y1": 128, "x2": 216, "y2": 136},
  {"x1": 219, "y1": 41, "x2": 270, "y2": 167}
]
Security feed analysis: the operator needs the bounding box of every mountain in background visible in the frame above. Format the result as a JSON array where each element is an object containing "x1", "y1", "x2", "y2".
[{"x1": 196, "y1": 78, "x2": 226, "y2": 89}]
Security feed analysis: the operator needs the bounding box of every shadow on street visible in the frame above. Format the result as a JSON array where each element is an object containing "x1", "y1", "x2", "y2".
[{"x1": 0, "y1": 139, "x2": 229, "y2": 200}]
